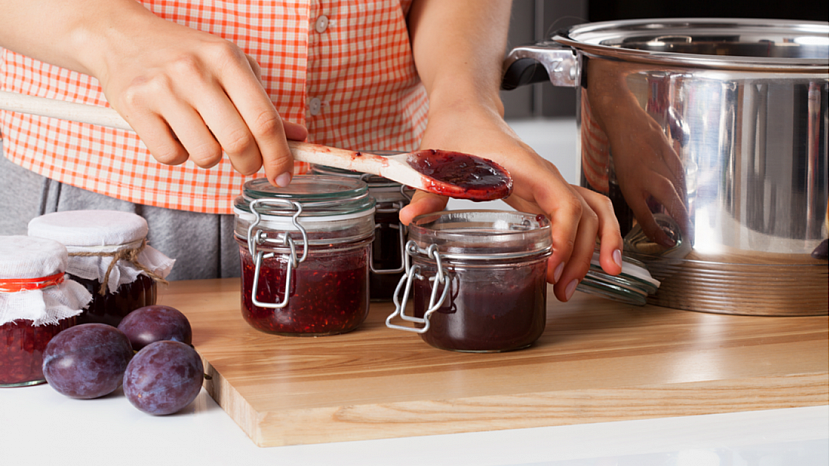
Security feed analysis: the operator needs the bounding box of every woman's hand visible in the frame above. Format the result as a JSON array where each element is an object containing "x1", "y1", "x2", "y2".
[
  {"x1": 404, "y1": 0, "x2": 623, "y2": 301},
  {"x1": 400, "y1": 104, "x2": 624, "y2": 302},
  {"x1": 0, "y1": 0, "x2": 306, "y2": 186}
]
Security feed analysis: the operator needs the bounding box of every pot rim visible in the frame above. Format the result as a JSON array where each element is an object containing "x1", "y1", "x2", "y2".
[{"x1": 554, "y1": 17, "x2": 829, "y2": 73}]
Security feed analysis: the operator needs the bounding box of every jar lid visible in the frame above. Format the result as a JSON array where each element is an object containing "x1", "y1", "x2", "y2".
[
  {"x1": 28, "y1": 210, "x2": 148, "y2": 247},
  {"x1": 577, "y1": 252, "x2": 661, "y2": 306},
  {"x1": 234, "y1": 175, "x2": 375, "y2": 218},
  {"x1": 0, "y1": 236, "x2": 91, "y2": 326},
  {"x1": 309, "y1": 163, "x2": 414, "y2": 205},
  {"x1": 0, "y1": 235, "x2": 68, "y2": 278},
  {"x1": 408, "y1": 210, "x2": 552, "y2": 260}
]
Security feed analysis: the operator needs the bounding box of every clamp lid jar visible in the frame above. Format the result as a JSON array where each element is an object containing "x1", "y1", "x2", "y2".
[
  {"x1": 310, "y1": 161, "x2": 414, "y2": 301},
  {"x1": 386, "y1": 210, "x2": 552, "y2": 352},
  {"x1": 233, "y1": 176, "x2": 376, "y2": 336}
]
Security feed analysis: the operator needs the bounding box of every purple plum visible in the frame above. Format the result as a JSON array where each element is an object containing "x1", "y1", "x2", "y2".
[
  {"x1": 123, "y1": 340, "x2": 204, "y2": 415},
  {"x1": 117, "y1": 305, "x2": 192, "y2": 351},
  {"x1": 42, "y1": 323, "x2": 133, "y2": 399}
]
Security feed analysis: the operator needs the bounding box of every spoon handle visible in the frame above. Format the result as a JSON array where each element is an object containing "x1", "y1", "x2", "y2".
[
  {"x1": 0, "y1": 90, "x2": 132, "y2": 131},
  {"x1": 0, "y1": 90, "x2": 420, "y2": 184}
]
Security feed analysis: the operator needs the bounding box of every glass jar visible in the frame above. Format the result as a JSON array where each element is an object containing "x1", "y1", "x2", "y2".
[
  {"x1": 310, "y1": 161, "x2": 414, "y2": 301},
  {"x1": 578, "y1": 251, "x2": 661, "y2": 306},
  {"x1": 28, "y1": 210, "x2": 174, "y2": 326},
  {"x1": 0, "y1": 236, "x2": 91, "y2": 387},
  {"x1": 386, "y1": 210, "x2": 552, "y2": 352},
  {"x1": 233, "y1": 175, "x2": 376, "y2": 336}
]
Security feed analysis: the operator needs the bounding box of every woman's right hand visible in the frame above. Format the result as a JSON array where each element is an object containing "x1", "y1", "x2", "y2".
[
  {"x1": 0, "y1": 0, "x2": 306, "y2": 186},
  {"x1": 96, "y1": 4, "x2": 307, "y2": 186}
]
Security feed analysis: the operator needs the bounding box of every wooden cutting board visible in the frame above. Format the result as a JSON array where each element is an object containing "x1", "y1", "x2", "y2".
[{"x1": 157, "y1": 278, "x2": 828, "y2": 448}]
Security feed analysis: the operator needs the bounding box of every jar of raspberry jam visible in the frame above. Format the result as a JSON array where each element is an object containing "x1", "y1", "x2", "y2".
[
  {"x1": 386, "y1": 210, "x2": 552, "y2": 352},
  {"x1": 0, "y1": 236, "x2": 92, "y2": 387},
  {"x1": 28, "y1": 210, "x2": 175, "y2": 327},
  {"x1": 234, "y1": 176, "x2": 376, "y2": 336},
  {"x1": 310, "y1": 162, "x2": 414, "y2": 301}
]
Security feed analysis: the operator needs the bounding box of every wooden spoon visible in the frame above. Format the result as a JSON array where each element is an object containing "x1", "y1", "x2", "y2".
[{"x1": 0, "y1": 91, "x2": 512, "y2": 201}]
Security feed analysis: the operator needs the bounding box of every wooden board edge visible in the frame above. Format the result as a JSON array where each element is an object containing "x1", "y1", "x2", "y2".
[
  {"x1": 243, "y1": 372, "x2": 829, "y2": 447},
  {"x1": 201, "y1": 359, "x2": 268, "y2": 447}
]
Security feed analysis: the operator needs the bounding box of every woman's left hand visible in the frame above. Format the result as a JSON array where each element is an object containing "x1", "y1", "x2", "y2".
[{"x1": 400, "y1": 104, "x2": 623, "y2": 302}]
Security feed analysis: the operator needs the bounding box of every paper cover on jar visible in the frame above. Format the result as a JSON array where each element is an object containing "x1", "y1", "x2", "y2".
[
  {"x1": 28, "y1": 210, "x2": 175, "y2": 294},
  {"x1": 0, "y1": 236, "x2": 92, "y2": 326}
]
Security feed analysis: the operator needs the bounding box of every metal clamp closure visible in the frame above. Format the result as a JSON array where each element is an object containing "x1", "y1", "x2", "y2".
[
  {"x1": 246, "y1": 199, "x2": 308, "y2": 309},
  {"x1": 385, "y1": 240, "x2": 450, "y2": 334}
]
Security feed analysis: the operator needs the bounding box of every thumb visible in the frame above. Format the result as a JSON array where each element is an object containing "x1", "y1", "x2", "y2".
[{"x1": 399, "y1": 191, "x2": 448, "y2": 225}]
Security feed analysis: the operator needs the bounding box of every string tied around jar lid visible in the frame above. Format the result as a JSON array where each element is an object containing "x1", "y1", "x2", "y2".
[{"x1": 68, "y1": 239, "x2": 169, "y2": 296}]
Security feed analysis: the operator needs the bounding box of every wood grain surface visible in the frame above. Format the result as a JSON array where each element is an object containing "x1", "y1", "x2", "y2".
[{"x1": 157, "y1": 278, "x2": 829, "y2": 447}]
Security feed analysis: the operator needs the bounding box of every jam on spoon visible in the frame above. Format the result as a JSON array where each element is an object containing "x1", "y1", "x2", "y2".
[{"x1": 406, "y1": 149, "x2": 512, "y2": 201}]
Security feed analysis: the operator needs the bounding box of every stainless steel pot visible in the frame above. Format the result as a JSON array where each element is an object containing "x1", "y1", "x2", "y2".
[{"x1": 503, "y1": 18, "x2": 829, "y2": 316}]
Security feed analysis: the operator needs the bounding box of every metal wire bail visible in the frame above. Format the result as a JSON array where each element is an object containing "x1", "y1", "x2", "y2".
[
  {"x1": 246, "y1": 199, "x2": 308, "y2": 309},
  {"x1": 385, "y1": 240, "x2": 450, "y2": 334}
]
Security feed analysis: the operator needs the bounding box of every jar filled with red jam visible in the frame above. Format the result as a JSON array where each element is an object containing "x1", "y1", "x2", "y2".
[
  {"x1": 234, "y1": 176, "x2": 376, "y2": 336},
  {"x1": 0, "y1": 236, "x2": 92, "y2": 387},
  {"x1": 386, "y1": 210, "x2": 552, "y2": 352},
  {"x1": 310, "y1": 162, "x2": 413, "y2": 301},
  {"x1": 28, "y1": 210, "x2": 174, "y2": 327}
]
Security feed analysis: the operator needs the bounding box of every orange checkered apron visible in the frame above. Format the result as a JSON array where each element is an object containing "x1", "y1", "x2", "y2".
[{"x1": 0, "y1": 0, "x2": 427, "y2": 215}]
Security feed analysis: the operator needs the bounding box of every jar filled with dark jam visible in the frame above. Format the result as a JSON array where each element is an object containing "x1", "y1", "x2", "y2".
[
  {"x1": 28, "y1": 210, "x2": 174, "y2": 327},
  {"x1": 0, "y1": 236, "x2": 91, "y2": 387},
  {"x1": 386, "y1": 211, "x2": 552, "y2": 352},
  {"x1": 310, "y1": 161, "x2": 413, "y2": 301},
  {"x1": 233, "y1": 176, "x2": 376, "y2": 336}
]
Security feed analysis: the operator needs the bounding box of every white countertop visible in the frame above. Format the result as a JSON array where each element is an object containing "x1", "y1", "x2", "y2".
[
  {"x1": 1, "y1": 383, "x2": 826, "y2": 465},
  {"x1": 2, "y1": 118, "x2": 828, "y2": 465}
]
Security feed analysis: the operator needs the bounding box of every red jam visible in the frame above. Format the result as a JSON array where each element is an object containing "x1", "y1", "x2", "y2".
[
  {"x1": 70, "y1": 274, "x2": 157, "y2": 327},
  {"x1": 407, "y1": 150, "x2": 513, "y2": 201},
  {"x1": 412, "y1": 260, "x2": 548, "y2": 352},
  {"x1": 0, "y1": 317, "x2": 76, "y2": 386},
  {"x1": 239, "y1": 246, "x2": 370, "y2": 336}
]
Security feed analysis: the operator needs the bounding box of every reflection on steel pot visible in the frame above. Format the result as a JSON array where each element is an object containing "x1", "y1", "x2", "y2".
[{"x1": 503, "y1": 18, "x2": 829, "y2": 316}]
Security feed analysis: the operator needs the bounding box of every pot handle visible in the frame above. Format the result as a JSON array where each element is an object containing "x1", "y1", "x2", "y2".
[{"x1": 502, "y1": 43, "x2": 581, "y2": 90}]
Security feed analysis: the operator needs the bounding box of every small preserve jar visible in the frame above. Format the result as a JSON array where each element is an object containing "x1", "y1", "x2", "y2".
[
  {"x1": 0, "y1": 236, "x2": 92, "y2": 387},
  {"x1": 233, "y1": 175, "x2": 376, "y2": 336},
  {"x1": 28, "y1": 210, "x2": 175, "y2": 326},
  {"x1": 386, "y1": 210, "x2": 552, "y2": 352},
  {"x1": 310, "y1": 162, "x2": 413, "y2": 300}
]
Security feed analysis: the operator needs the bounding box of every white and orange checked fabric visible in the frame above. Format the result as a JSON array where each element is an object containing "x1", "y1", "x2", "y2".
[{"x1": 0, "y1": 0, "x2": 428, "y2": 214}]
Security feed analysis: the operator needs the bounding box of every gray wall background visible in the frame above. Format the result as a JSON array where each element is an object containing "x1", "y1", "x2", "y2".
[{"x1": 501, "y1": 0, "x2": 588, "y2": 119}]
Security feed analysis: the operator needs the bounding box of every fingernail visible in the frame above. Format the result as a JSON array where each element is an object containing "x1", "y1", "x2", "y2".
[
  {"x1": 565, "y1": 279, "x2": 579, "y2": 301},
  {"x1": 614, "y1": 249, "x2": 623, "y2": 269},
  {"x1": 553, "y1": 262, "x2": 564, "y2": 283},
  {"x1": 275, "y1": 172, "x2": 292, "y2": 187}
]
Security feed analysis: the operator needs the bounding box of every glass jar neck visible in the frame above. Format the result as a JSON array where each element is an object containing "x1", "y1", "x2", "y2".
[
  {"x1": 408, "y1": 210, "x2": 552, "y2": 261},
  {"x1": 235, "y1": 176, "x2": 375, "y2": 218},
  {"x1": 234, "y1": 176, "x2": 377, "y2": 250}
]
